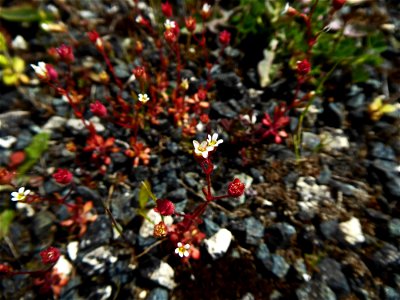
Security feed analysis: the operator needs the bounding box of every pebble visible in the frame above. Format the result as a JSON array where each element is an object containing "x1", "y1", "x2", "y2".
[
  {"x1": 146, "y1": 287, "x2": 169, "y2": 300},
  {"x1": 244, "y1": 216, "x2": 264, "y2": 246},
  {"x1": 338, "y1": 217, "x2": 365, "y2": 245},
  {"x1": 0, "y1": 136, "x2": 17, "y2": 148},
  {"x1": 296, "y1": 281, "x2": 337, "y2": 300},
  {"x1": 204, "y1": 228, "x2": 233, "y2": 260},
  {"x1": 140, "y1": 258, "x2": 176, "y2": 290},
  {"x1": 79, "y1": 246, "x2": 118, "y2": 276}
]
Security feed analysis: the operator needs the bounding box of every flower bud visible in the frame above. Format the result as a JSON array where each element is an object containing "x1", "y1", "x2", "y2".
[
  {"x1": 161, "y1": 2, "x2": 173, "y2": 18},
  {"x1": 52, "y1": 169, "x2": 73, "y2": 185},
  {"x1": 0, "y1": 264, "x2": 12, "y2": 274},
  {"x1": 154, "y1": 199, "x2": 175, "y2": 216},
  {"x1": 219, "y1": 30, "x2": 231, "y2": 46},
  {"x1": 40, "y1": 246, "x2": 61, "y2": 265},
  {"x1": 45, "y1": 64, "x2": 58, "y2": 81},
  {"x1": 88, "y1": 30, "x2": 103, "y2": 50},
  {"x1": 228, "y1": 178, "x2": 245, "y2": 197},
  {"x1": 164, "y1": 29, "x2": 177, "y2": 44},
  {"x1": 56, "y1": 44, "x2": 74, "y2": 63},
  {"x1": 153, "y1": 221, "x2": 168, "y2": 238},
  {"x1": 185, "y1": 17, "x2": 196, "y2": 32},
  {"x1": 332, "y1": 0, "x2": 346, "y2": 10},
  {"x1": 90, "y1": 100, "x2": 108, "y2": 118},
  {"x1": 297, "y1": 59, "x2": 311, "y2": 76},
  {"x1": 0, "y1": 168, "x2": 14, "y2": 185}
]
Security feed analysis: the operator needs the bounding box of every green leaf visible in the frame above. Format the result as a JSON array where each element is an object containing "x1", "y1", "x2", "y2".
[
  {"x1": 2, "y1": 69, "x2": 18, "y2": 85},
  {"x1": 138, "y1": 180, "x2": 157, "y2": 210},
  {"x1": 12, "y1": 56, "x2": 25, "y2": 73},
  {"x1": 0, "y1": 5, "x2": 41, "y2": 22},
  {"x1": 0, "y1": 32, "x2": 6, "y2": 51},
  {"x1": 0, "y1": 210, "x2": 15, "y2": 240},
  {"x1": 17, "y1": 132, "x2": 50, "y2": 176},
  {"x1": 0, "y1": 54, "x2": 10, "y2": 67}
]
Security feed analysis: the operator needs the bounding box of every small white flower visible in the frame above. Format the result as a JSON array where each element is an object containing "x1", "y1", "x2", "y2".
[
  {"x1": 164, "y1": 19, "x2": 176, "y2": 30},
  {"x1": 135, "y1": 15, "x2": 143, "y2": 23},
  {"x1": 31, "y1": 62, "x2": 47, "y2": 78},
  {"x1": 138, "y1": 93, "x2": 150, "y2": 103},
  {"x1": 193, "y1": 140, "x2": 213, "y2": 158},
  {"x1": 281, "y1": 3, "x2": 291, "y2": 15},
  {"x1": 207, "y1": 133, "x2": 223, "y2": 150},
  {"x1": 11, "y1": 187, "x2": 31, "y2": 202},
  {"x1": 175, "y1": 242, "x2": 190, "y2": 258},
  {"x1": 202, "y1": 3, "x2": 211, "y2": 13}
]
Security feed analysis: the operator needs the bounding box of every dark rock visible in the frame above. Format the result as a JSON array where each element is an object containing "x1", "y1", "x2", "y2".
[
  {"x1": 146, "y1": 287, "x2": 169, "y2": 300},
  {"x1": 77, "y1": 246, "x2": 118, "y2": 276},
  {"x1": 364, "y1": 208, "x2": 390, "y2": 222},
  {"x1": 302, "y1": 132, "x2": 321, "y2": 150},
  {"x1": 269, "y1": 255, "x2": 290, "y2": 279},
  {"x1": 330, "y1": 180, "x2": 358, "y2": 196},
  {"x1": 347, "y1": 92, "x2": 365, "y2": 109},
  {"x1": 87, "y1": 285, "x2": 112, "y2": 299},
  {"x1": 75, "y1": 186, "x2": 101, "y2": 202},
  {"x1": 388, "y1": 219, "x2": 400, "y2": 238},
  {"x1": 372, "y1": 243, "x2": 400, "y2": 270},
  {"x1": 255, "y1": 243, "x2": 271, "y2": 261},
  {"x1": 32, "y1": 211, "x2": 55, "y2": 242},
  {"x1": 298, "y1": 225, "x2": 322, "y2": 253},
  {"x1": 244, "y1": 217, "x2": 264, "y2": 245},
  {"x1": 371, "y1": 160, "x2": 400, "y2": 200},
  {"x1": 15, "y1": 130, "x2": 32, "y2": 150},
  {"x1": 250, "y1": 168, "x2": 264, "y2": 184},
  {"x1": 110, "y1": 152, "x2": 128, "y2": 164},
  {"x1": 111, "y1": 192, "x2": 136, "y2": 224},
  {"x1": 132, "y1": 165, "x2": 150, "y2": 182},
  {"x1": 319, "y1": 220, "x2": 339, "y2": 240},
  {"x1": 214, "y1": 72, "x2": 245, "y2": 101},
  {"x1": 323, "y1": 102, "x2": 345, "y2": 128},
  {"x1": 139, "y1": 257, "x2": 176, "y2": 290},
  {"x1": 296, "y1": 281, "x2": 337, "y2": 300},
  {"x1": 203, "y1": 218, "x2": 220, "y2": 236},
  {"x1": 317, "y1": 258, "x2": 350, "y2": 296},
  {"x1": 167, "y1": 188, "x2": 187, "y2": 201},
  {"x1": 256, "y1": 244, "x2": 289, "y2": 279},
  {"x1": 371, "y1": 142, "x2": 396, "y2": 161},
  {"x1": 266, "y1": 222, "x2": 296, "y2": 249},
  {"x1": 108, "y1": 260, "x2": 136, "y2": 285},
  {"x1": 80, "y1": 215, "x2": 113, "y2": 250},
  {"x1": 381, "y1": 286, "x2": 400, "y2": 300},
  {"x1": 166, "y1": 142, "x2": 179, "y2": 154},
  {"x1": 317, "y1": 165, "x2": 332, "y2": 185},
  {"x1": 210, "y1": 102, "x2": 237, "y2": 118}
]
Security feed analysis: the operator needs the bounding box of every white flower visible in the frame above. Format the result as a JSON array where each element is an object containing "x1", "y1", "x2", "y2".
[
  {"x1": 202, "y1": 3, "x2": 211, "y2": 13},
  {"x1": 193, "y1": 140, "x2": 213, "y2": 158},
  {"x1": 207, "y1": 133, "x2": 223, "y2": 150},
  {"x1": 31, "y1": 62, "x2": 47, "y2": 78},
  {"x1": 135, "y1": 15, "x2": 143, "y2": 23},
  {"x1": 281, "y1": 3, "x2": 291, "y2": 15},
  {"x1": 11, "y1": 187, "x2": 31, "y2": 202},
  {"x1": 138, "y1": 93, "x2": 150, "y2": 103},
  {"x1": 175, "y1": 242, "x2": 190, "y2": 258},
  {"x1": 164, "y1": 19, "x2": 176, "y2": 30}
]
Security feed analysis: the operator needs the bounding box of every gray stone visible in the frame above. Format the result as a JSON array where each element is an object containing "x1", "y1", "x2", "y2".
[
  {"x1": 244, "y1": 217, "x2": 264, "y2": 246},
  {"x1": 146, "y1": 288, "x2": 169, "y2": 300},
  {"x1": 140, "y1": 258, "x2": 176, "y2": 290},
  {"x1": 389, "y1": 218, "x2": 400, "y2": 238},
  {"x1": 317, "y1": 258, "x2": 350, "y2": 296},
  {"x1": 204, "y1": 228, "x2": 232, "y2": 260},
  {"x1": 296, "y1": 281, "x2": 336, "y2": 300}
]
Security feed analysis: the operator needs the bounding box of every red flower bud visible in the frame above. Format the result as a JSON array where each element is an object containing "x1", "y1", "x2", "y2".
[
  {"x1": 0, "y1": 264, "x2": 12, "y2": 274},
  {"x1": 45, "y1": 64, "x2": 58, "y2": 81},
  {"x1": 219, "y1": 30, "x2": 231, "y2": 46},
  {"x1": 52, "y1": 169, "x2": 73, "y2": 185},
  {"x1": 56, "y1": 44, "x2": 74, "y2": 63},
  {"x1": 133, "y1": 66, "x2": 146, "y2": 79},
  {"x1": 332, "y1": 0, "x2": 346, "y2": 10},
  {"x1": 9, "y1": 151, "x2": 25, "y2": 168},
  {"x1": 0, "y1": 168, "x2": 14, "y2": 185},
  {"x1": 185, "y1": 17, "x2": 196, "y2": 32},
  {"x1": 90, "y1": 100, "x2": 108, "y2": 118},
  {"x1": 161, "y1": 2, "x2": 173, "y2": 18},
  {"x1": 135, "y1": 41, "x2": 144, "y2": 55},
  {"x1": 228, "y1": 178, "x2": 245, "y2": 197},
  {"x1": 40, "y1": 247, "x2": 61, "y2": 265},
  {"x1": 164, "y1": 29, "x2": 177, "y2": 44},
  {"x1": 154, "y1": 199, "x2": 175, "y2": 216},
  {"x1": 88, "y1": 30, "x2": 103, "y2": 50},
  {"x1": 153, "y1": 221, "x2": 168, "y2": 238},
  {"x1": 297, "y1": 59, "x2": 311, "y2": 76}
]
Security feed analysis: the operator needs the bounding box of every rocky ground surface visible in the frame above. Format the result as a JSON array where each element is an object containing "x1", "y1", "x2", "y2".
[{"x1": 1, "y1": 1, "x2": 400, "y2": 300}]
